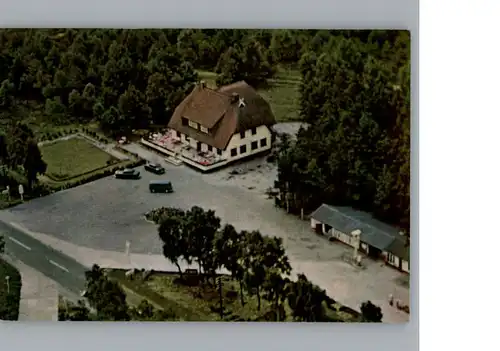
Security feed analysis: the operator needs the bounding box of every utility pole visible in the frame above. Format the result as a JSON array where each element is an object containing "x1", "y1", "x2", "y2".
[
  {"x1": 5, "y1": 275, "x2": 10, "y2": 294},
  {"x1": 217, "y1": 276, "x2": 223, "y2": 320}
]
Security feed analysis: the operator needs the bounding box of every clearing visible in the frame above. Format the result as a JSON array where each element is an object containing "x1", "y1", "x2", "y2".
[
  {"x1": 40, "y1": 137, "x2": 118, "y2": 181},
  {"x1": 197, "y1": 68, "x2": 302, "y2": 123}
]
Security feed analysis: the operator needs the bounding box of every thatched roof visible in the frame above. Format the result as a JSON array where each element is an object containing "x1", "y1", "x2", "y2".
[{"x1": 168, "y1": 81, "x2": 276, "y2": 150}]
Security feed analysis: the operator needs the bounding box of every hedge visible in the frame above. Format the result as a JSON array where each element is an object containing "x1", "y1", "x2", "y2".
[
  {"x1": 0, "y1": 258, "x2": 22, "y2": 321},
  {"x1": 48, "y1": 157, "x2": 146, "y2": 193}
]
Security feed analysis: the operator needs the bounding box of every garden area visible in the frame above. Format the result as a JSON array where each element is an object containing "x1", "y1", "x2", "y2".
[
  {"x1": 197, "y1": 67, "x2": 302, "y2": 122},
  {"x1": 0, "y1": 258, "x2": 22, "y2": 321},
  {"x1": 108, "y1": 269, "x2": 359, "y2": 322},
  {"x1": 40, "y1": 137, "x2": 119, "y2": 181}
]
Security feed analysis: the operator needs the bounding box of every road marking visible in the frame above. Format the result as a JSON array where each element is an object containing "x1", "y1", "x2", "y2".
[
  {"x1": 49, "y1": 260, "x2": 69, "y2": 273},
  {"x1": 7, "y1": 236, "x2": 32, "y2": 251}
]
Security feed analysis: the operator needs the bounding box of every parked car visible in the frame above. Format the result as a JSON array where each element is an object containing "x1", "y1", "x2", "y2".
[
  {"x1": 114, "y1": 168, "x2": 141, "y2": 179},
  {"x1": 144, "y1": 162, "x2": 166, "y2": 174},
  {"x1": 149, "y1": 180, "x2": 174, "y2": 193}
]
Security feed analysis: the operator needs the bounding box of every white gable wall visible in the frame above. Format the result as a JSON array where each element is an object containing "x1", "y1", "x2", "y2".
[{"x1": 222, "y1": 125, "x2": 272, "y2": 161}]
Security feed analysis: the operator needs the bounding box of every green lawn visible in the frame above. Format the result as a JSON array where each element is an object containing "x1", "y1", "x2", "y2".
[
  {"x1": 197, "y1": 68, "x2": 302, "y2": 122},
  {"x1": 108, "y1": 269, "x2": 359, "y2": 322},
  {"x1": 0, "y1": 258, "x2": 22, "y2": 320},
  {"x1": 41, "y1": 137, "x2": 118, "y2": 181}
]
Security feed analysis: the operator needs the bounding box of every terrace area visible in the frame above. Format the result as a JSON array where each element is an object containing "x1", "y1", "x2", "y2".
[{"x1": 141, "y1": 129, "x2": 228, "y2": 171}]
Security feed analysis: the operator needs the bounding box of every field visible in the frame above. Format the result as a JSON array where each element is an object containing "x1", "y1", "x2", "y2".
[
  {"x1": 0, "y1": 258, "x2": 22, "y2": 320},
  {"x1": 40, "y1": 137, "x2": 118, "y2": 181},
  {"x1": 108, "y1": 269, "x2": 359, "y2": 322},
  {"x1": 197, "y1": 68, "x2": 302, "y2": 122}
]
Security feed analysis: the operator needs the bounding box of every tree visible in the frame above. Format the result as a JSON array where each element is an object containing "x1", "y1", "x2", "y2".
[
  {"x1": 269, "y1": 30, "x2": 305, "y2": 64},
  {"x1": 216, "y1": 41, "x2": 274, "y2": 87},
  {"x1": 68, "y1": 89, "x2": 82, "y2": 116},
  {"x1": 239, "y1": 230, "x2": 268, "y2": 310},
  {"x1": 45, "y1": 96, "x2": 66, "y2": 116},
  {"x1": 213, "y1": 224, "x2": 246, "y2": 305},
  {"x1": 59, "y1": 299, "x2": 91, "y2": 321},
  {"x1": 146, "y1": 72, "x2": 170, "y2": 125},
  {"x1": 360, "y1": 300, "x2": 383, "y2": 322},
  {"x1": 84, "y1": 264, "x2": 129, "y2": 321},
  {"x1": 0, "y1": 235, "x2": 5, "y2": 254},
  {"x1": 182, "y1": 206, "x2": 221, "y2": 277},
  {"x1": 275, "y1": 31, "x2": 410, "y2": 230},
  {"x1": 23, "y1": 140, "x2": 47, "y2": 190},
  {"x1": 158, "y1": 208, "x2": 189, "y2": 279},
  {"x1": 262, "y1": 269, "x2": 290, "y2": 321},
  {"x1": 118, "y1": 84, "x2": 151, "y2": 131},
  {"x1": 0, "y1": 79, "x2": 15, "y2": 109},
  {"x1": 286, "y1": 274, "x2": 329, "y2": 322}
]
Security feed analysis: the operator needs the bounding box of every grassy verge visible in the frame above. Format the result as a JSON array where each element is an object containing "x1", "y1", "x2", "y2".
[
  {"x1": 108, "y1": 269, "x2": 279, "y2": 321},
  {"x1": 108, "y1": 269, "x2": 360, "y2": 322},
  {"x1": 0, "y1": 258, "x2": 22, "y2": 321},
  {"x1": 196, "y1": 68, "x2": 302, "y2": 123},
  {"x1": 41, "y1": 137, "x2": 119, "y2": 181}
]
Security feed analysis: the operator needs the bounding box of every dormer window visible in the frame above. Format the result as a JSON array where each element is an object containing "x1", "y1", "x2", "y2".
[
  {"x1": 188, "y1": 120, "x2": 198, "y2": 129},
  {"x1": 200, "y1": 125, "x2": 209, "y2": 133},
  {"x1": 182, "y1": 117, "x2": 189, "y2": 126}
]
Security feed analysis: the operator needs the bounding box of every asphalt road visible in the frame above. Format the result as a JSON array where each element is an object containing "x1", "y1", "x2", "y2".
[{"x1": 0, "y1": 220, "x2": 87, "y2": 295}]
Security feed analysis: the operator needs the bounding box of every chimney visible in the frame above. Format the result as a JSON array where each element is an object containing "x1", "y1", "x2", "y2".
[
  {"x1": 231, "y1": 92, "x2": 239, "y2": 103},
  {"x1": 351, "y1": 229, "x2": 361, "y2": 238}
]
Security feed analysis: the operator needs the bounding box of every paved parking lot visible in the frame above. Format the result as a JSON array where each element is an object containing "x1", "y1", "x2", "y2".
[{"x1": 0, "y1": 144, "x2": 411, "y2": 322}]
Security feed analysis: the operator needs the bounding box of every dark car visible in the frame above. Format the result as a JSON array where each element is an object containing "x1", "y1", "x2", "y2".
[
  {"x1": 114, "y1": 168, "x2": 141, "y2": 179},
  {"x1": 144, "y1": 162, "x2": 165, "y2": 174},
  {"x1": 149, "y1": 180, "x2": 173, "y2": 193}
]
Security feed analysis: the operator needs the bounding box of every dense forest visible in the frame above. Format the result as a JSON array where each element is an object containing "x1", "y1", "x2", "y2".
[
  {"x1": 0, "y1": 29, "x2": 411, "y2": 230},
  {"x1": 275, "y1": 31, "x2": 411, "y2": 231}
]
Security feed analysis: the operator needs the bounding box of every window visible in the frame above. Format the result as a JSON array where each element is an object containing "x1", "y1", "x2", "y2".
[
  {"x1": 200, "y1": 126, "x2": 209, "y2": 133},
  {"x1": 251, "y1": 127, "x2": 257, "y2": 135},
  {"x1": 251, "y1": 141, "x2": 258, "y2": 150},
  {"x1": 181, "y1": 117, "x2": 188, "y2": 126},
  {"x1": 260, "y1": 138, "x2": 267, "y2": 147},
  {"x1": 240, "y1": 145, "x2": 247, "y2": 154},
  {"x1": 207, "y1": 145, "x2": 213, "y2": 152},
  {"x1": 240, "y1": 131, "x2": 245, "y2": 139},
  {"x1": 188, "y1": 120, "x2": 198, "y2": 129},
  {"x1": 217, "y1": 149, "x2": 222, "y2": 155},
  {"x1": 230, "y1": 148, "x2": 237, "y2": 157},
  {"x1": 176, "y1": 131, "x2": 181, "y2": 138},
  {"x1": 387, "y1": 253, "x2": 395, "y2": 264}
]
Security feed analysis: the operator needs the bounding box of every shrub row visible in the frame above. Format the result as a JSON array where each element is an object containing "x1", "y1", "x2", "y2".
[
  {"x1": 80, "y1": 128, "x2": 110, "y2": 144},
  {"x1": 46, "y1": 156, "x2": 121, "y2": 183},
  {"x1": 37, "y1": 126, "x2": 118, "y2": 144},
  {"x1": 48, "y1": 158, "x2": 146, "y2": 193}
]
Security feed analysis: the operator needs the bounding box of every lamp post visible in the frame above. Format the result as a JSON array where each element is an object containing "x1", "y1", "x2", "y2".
[
  {"x1": 5, "y1": 275, "x2": 10, "y2": 294},
  {"x1": 125, "y1": 241, "x2": 131, "y2": 267}
]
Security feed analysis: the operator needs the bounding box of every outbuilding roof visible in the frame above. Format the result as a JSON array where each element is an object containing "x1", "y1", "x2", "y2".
[{"x1": 310, "y1": 204, "x2": 409, "y2": 259}]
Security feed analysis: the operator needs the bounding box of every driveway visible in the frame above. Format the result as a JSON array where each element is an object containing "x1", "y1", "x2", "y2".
[{"x1": 0, "y1": 143, "x2": 410, "y2": 323}]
